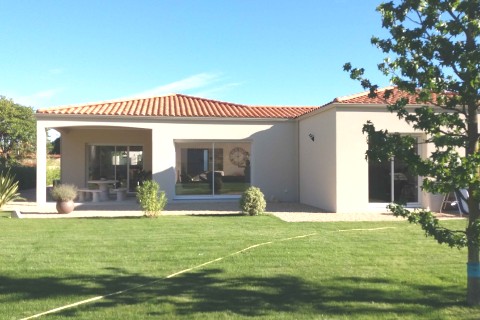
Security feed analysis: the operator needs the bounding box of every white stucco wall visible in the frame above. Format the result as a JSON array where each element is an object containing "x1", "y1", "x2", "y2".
[
  {"x1": 298, "y1": 108, "x2": 337, "y2": 211},
  {"x1": 250, "y1": 122, "x2": 299, "y2": 202},
  {"x1": 298, "y1": 104, "x2": 434, "y2": 213},
  {"x1": 149, "y1": 120, "x2": 298, "y2": 201},
  {"x1": 36, "y1": 117, "x2": 299, "y2": 203},
  {"x1": 335, "y1": 105, "x2": 427, "y2": 213}
]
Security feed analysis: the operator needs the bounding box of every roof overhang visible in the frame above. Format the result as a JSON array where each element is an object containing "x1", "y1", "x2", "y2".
[{"x1": 35, "y1": 113, "x2": 298, "y2": 123}]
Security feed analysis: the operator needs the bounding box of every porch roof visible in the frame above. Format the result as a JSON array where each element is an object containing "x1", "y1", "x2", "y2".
[{"x1": 37, "y1": 94, "x2": 319, "y2": 119}]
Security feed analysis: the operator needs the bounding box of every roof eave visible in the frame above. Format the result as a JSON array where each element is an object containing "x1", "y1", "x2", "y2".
[
  {"x1": 334, "y1": 102, "x2": 441, "y2": 110},
  {"x1": 35, "y1": 113, "x2": 298, "y2": 122}
]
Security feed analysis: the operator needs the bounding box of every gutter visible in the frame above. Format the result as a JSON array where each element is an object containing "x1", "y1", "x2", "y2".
[{"x1": 35, "y1": 113, "x2": 298, "y2": 123}]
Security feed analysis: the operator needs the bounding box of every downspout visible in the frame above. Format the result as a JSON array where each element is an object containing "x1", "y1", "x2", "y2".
[{"x1": 296, "y1": 118, "x2": 301, "y2": 203}]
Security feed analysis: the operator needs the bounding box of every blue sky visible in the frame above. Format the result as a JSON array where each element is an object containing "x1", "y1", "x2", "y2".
[{"x1": 1, "y1": 0, "x2": 391, "y2": 109}]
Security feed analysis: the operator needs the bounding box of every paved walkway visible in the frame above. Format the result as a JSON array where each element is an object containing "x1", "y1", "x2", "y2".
[
  {"x1": 2, "y1": 189, "x2": 463, "y2": 222},
  {"x1": 3, "y1": 199, "x2": 463, "y2": 222}
]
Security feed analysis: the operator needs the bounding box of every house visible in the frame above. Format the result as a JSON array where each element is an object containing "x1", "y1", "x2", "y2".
[{"x1": 35, "y1": 87, "x2": 444, "y2": 213}]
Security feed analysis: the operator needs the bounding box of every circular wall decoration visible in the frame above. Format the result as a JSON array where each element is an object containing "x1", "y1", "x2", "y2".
[{"x1": 229, "y1": 147, "x2": 248, "y2": 166}]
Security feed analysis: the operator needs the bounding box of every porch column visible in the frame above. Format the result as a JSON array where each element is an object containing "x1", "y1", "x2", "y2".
[
  {"x1": 151, "y1": 127, "x2": 176, "y2": 200},
  {"x1": 36, "y1": 124, "x2": 47, "y2": 204}
]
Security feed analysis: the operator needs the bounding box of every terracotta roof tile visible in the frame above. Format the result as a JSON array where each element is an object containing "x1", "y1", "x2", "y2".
[{"x1": 37, "y1": 93, "x2": 318, "y2": 119}]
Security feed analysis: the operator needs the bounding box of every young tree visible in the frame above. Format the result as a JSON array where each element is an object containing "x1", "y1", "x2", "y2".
[
  {"x1": 344, "y1": 0, "x2": 480, "y2": 305},
  {"x1": 0, "y1": 96, "x2": 36, "y2": 166}
]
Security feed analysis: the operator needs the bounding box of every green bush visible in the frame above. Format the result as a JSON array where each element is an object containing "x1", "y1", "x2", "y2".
[
  {"x1": 46, "y1": 167, "x2": 61, "y2": 186},
  {"x1": 0, "y1": 170, "x2": 24, "y2": 209},
  {"x1": 240, "y1": 186, "x2": 266, "y2": 216},
  {"x1": 136, "y1": 180, "x2": 167, "y2": 217}
]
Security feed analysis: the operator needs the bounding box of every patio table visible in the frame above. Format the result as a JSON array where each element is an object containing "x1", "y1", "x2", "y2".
[{"x1": 88, "y1": 179, "x2": 117, "y2": 201}]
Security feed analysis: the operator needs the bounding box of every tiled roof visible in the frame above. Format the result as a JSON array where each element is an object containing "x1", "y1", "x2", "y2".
[
  {"x1": 332, "y1": 86, "x2": 440, "y2": 105},
  {"x1": 37, "y1": 94, "x2": 318, "y2": 119}
]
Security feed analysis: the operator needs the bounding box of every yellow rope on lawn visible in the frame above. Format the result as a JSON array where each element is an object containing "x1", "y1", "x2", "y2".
[
  {"x1": 20, "y1": 228, "x2": 395, "y2": 319},
  {"x1": 19, "y1": 233, "x2": 317, "y2": 320},
  {"x1": 338, "y1": 227, "x2": 397, "y2": 232}
]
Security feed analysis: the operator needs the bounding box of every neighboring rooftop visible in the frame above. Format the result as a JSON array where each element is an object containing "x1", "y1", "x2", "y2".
[
  {"x1": 36, "y1": 94, "x2": 319, "y2": 119},
  {"x1": 331, "y1": 86, "x2": 443, "y2": 105}
]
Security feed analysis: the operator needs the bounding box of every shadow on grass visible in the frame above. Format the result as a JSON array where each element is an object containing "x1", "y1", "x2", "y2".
[{"x1": 1, "y1": 269, "x2": 471, "y2": 319}]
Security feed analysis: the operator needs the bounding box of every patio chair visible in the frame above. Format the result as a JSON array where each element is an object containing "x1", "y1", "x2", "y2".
[{"x1": 454, "y1": 189, "x2": 469, "y2": 216}]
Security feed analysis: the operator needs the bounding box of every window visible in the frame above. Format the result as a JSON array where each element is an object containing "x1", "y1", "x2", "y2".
[
  {"x1": 87, "y1": 145, "x2": 143, "y2": 192},
  {"x1": 175, "y1": 142, "x2": 251, "y2": 196}
]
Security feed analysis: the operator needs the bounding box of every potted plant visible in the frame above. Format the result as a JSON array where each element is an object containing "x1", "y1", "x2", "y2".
[{"x1": 50, "y1": 184, "x2": 78, "y2": 214}]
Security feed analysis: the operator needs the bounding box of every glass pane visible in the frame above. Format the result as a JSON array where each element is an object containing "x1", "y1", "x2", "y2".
[
  {"x1": 221, "y1": 144, "x2": 250, "y2": 195},
  {"x1": 113, "y1": 146, "x2": 128, "y2": 189},
  {"x1": 177, "y1": 147, "x2": 211, "y2": 195},
  {"x1": 88, "y1": 146, "x2": 116, "y2": 181},
  {"x1": 368, "y1": 160, "x2": 391, "y2": 203},
  {"x1": 393, "y1": 159, "x2": 418, "y2": 203},
  {"x1": 368, "y1": 139, "x2": 419, "y2": 204},
  {"x1": 128, "y1": 146, "x2": 143, "y2": 192},
  {"x1": 88, "y1": 145, "x2": 143, "y2": 193}
]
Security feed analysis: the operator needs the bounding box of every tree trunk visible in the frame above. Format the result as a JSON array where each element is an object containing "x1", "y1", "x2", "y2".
[
  {"x1": 467, "y1": 199, "x2": 480, "y2": 305},
  {"x1": 466, "y1": 100, "x2": 480, "y2": 305},
  {"x1": 467, "y1": 250, "x2": 480, "y2": 305}
]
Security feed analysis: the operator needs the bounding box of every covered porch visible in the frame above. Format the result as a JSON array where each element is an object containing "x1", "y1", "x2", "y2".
[{"x1": 36, "y1": 123, "x2": 153, "y2": 204}]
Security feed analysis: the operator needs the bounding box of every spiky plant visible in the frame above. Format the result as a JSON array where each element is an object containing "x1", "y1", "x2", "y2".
[{"x1": 0, "y1": 170, "x2": 24, "y2": 209}]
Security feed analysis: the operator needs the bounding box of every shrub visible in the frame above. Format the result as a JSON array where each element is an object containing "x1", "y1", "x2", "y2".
[
  {"x1": 46, "y1": 167, "x2": 60, "y2": 186},
  {"x1": 240, "y1": 186, "x2": 266, "y2": 216},
  {"x1": 0, "y1": 170, "x2": 24, "y2": 209},
  {"x1": 136, "y1": 180, "x2": 167, "y2": 217},
  {"x1": 50, "y1": 184, "x2": 78, "y2": 202}
]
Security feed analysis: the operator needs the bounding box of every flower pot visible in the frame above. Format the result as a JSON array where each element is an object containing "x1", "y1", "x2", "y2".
[{"x1": 56, "y1": 200, "x2": 75, "y2": 214}]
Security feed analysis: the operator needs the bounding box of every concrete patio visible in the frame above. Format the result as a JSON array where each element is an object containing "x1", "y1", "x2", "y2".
[{"x1": 2, "y1": 189, "x2": 464, "y2": 222}]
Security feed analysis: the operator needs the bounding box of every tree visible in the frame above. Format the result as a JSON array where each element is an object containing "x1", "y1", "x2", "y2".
[
  {"x1": 50, "y1": 137, "x2": 61, "y2": 155},
  {"x1": 0, "y1": 96, "x2": 36, "y2": 166},
  {"x1": 344, "y1": 0, "x2": 480, "y2": 305}
]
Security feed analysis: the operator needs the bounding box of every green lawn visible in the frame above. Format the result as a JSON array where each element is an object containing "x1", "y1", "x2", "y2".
[
  {"x1": 1, "y1": 216, "x2": 478, "y2": 319},
  {"x1": 0, "y1": 211, "x2": 11, "y2": 218}
]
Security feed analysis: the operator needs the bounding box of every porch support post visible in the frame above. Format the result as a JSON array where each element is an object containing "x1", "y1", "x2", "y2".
[
  {"x1": 151, "y1": 127, "x2": 176, "y2": 200},
  {"x1": 390, "y1": 157, "x2": 395, "y2": 203},
  {"x1": 36, "y1": 124, "x2": 48, "y2": 204}
]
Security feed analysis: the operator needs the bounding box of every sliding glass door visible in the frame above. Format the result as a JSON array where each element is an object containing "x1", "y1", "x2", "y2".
[
  {"x1": 87, "y1": 145, "x2": 143, "y2": 192},
  {"x1": 368, "y1": 139, "x2": 419, "y2": 204},
  {"x1": 175, "y1": 142, "x2": 251, "y2": 196}
]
